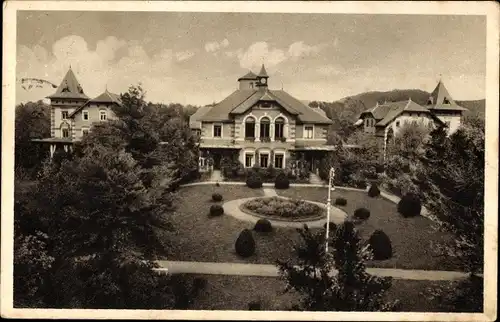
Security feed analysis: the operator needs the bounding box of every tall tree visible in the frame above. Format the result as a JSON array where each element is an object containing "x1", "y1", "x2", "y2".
[{"x1": 277, "y1": 223, "x2": 397, "y2": 311}]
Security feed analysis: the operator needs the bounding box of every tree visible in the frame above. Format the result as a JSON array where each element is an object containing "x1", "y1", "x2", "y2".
[
  {"x1": 416, "y1": 122, "x2": 484, "y2": 311},
  {"x1": 15, "y1": 100, "x2": 51, "y2": 178},
  {"x1": 277, "y1": 224, "x2": 397, "y2": 311}
]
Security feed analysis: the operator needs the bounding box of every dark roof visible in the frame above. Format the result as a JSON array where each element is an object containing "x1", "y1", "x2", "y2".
[
  {"x1": 258, "y1": 64, "x2": 269, "y2": 78},
  {"x1": 69, "y1": 90, "x2": 122, "y2": 118},
  {"x1": 47, "y1": 68, "x2": 89, "y2": 100},
  {"x1": 189, "y1": 105, "x2": 212, "y2": 129},
  {"x1": 237, "y1": 71, "x2": 258, "y2": 81},
  {"x1": 427, "y1": 80, "x2": 468, "y2": 111},
  {"x1": 362, "y1": 99, "x2": 433, "y2": 127},
  {"x1": 199, "y1": 88, "x2": 332, "y2": 124}
]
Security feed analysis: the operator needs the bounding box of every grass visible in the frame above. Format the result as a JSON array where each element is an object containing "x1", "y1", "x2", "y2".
[
  {"x1": 168, "y1": 185, "x2": 302, "y2": 264},
  {"x1": 278, "y1": 187, "x2": 461, "y2": 271},
  {"x1": 169, "y1": 185, "x2": 460, "y2": 271},
  {"x1": 189, "y1": 274, "x2": 459, "y2": 312}
]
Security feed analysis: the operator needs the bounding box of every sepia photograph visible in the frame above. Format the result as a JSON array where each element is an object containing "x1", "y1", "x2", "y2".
[{"x1": 2, "y1": 1, "x2": 498, "y2": 320}]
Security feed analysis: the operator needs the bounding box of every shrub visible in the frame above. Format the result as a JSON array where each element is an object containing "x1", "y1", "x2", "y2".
[
  {"x1": 367, "y1": 184, "x2": 380, "y2": 198},
  {"x1": 323, "y1": 221, "x2": 337, "y2": 232},
  {"x1": 397, "y1": 193, "x2": 421, "y2": 217},
  {"x1": 211, "y1": 193, "x2": 223, "y2": 202},
  {"x1": 215, "y1": 182, "x2": 220, "y2": 187},
  {"x1": 209, "y1": 204, "x2": 224, "y2": 217},
  {"x1": 254, "y1": 219, "x2": 273, "y2": 233},
  {"x1": 368, "y1": 230, "x2": 393, "y2": 260},
  {"x1": 334, "y1": 197, "x2": 347, "y2": 206},
  {"x1": 235, "y1": 229, "x2": 256, "y2": 258},
  {"x1": 246, "y1": 171, "x2": 263, "y2": 189},
  {"x1": 353, "y1": 208, "x2": 370, "y2": 220},
  {"x1": 274, "y1": 172, "x2": 290, "y2": 189}
]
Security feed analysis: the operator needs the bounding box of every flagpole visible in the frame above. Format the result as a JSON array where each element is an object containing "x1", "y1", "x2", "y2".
[{"x1": 325, "y1": 167, "x2": 335, "y2": 252}]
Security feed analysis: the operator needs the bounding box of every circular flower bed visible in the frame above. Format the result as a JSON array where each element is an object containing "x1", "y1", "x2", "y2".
[{"x1": 240, "y1": 196, "x2": 325, "y2": 221}]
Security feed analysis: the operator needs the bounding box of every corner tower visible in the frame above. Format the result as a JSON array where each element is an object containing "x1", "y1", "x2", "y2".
[{"x1": 46, "y1": 67, "x2": 89, "y2": 139}]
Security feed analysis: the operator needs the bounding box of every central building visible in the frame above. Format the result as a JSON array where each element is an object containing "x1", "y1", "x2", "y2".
[{"x1": 189, "y1": 65, "x2": 334, "y2": 173}]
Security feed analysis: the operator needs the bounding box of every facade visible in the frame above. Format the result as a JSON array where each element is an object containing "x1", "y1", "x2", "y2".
[
  {"x1": 356, "y1": 80, "x2": 468, "y2": 145},
  {"x1": 189, "y1": 65, "x2": 334, "y2": 173},
  {"x1": 33, "y1": 67, "x2": 122, "y2": 157}
]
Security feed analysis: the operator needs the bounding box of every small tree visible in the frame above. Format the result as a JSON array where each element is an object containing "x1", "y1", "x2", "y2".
[{"x1": 277, "y1": 223, "x2": 397, "y2": 311}]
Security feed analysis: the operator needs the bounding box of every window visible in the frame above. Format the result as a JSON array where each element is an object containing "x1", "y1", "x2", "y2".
[
  {"x1": 260, "y1": 154, "x2": 269, "y2": 168},
  {"x1": 304, "y1": 125, "x2": 314, "y2": 139},
  {"x1": 82, "y1": 110, "x2": 89, "y2": 121},
  {"x1": 213, "y1": 124, "x2": 222, "y2": 137},
  {"x1": 395, "y1": 121, "x2": 400, "y2": 127},
  {"x1": 245, "y1": 117, "x2": 255, "y2": 139},
  {"x1": 245, "y1": 153, "x2": 254, "y2": 168},
  {"x1": 261, "y1": 102, "x2": 271, "y2": 108},
  {"x1": 82, "y1": 128, "x2": 89, "y2": 136},
  {"x1": 260, "y1": 117, "x2": 270, "y2": 139},
  {"x1": 61, "y1": 111, "x2": 69, "y2": 119},
  {"x1": 275, "y1": 117, "x2": 284, "y2": 139},
  {"x1": 62, "y1": 128, "x2": 69, "y2": 138},
  {"x1": 274, "y1": 154, "x2": 284, "y2": 169},
  {"x1": 99, "y1": 110, "x2": 107, "y2": 121},
  {"x1": 427, "y1": 98, "x2": 433, "y2": 105}
]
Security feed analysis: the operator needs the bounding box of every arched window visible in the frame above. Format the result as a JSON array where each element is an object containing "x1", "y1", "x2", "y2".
[
  {"x1": 275, "y1": 117, "x2": 285, "y2": 139},
  {"x1": 245, "y1": 116, "x2": 256, "y2": 139},
  {"x1": 260, "y1": 117, "x2": 270, "y2": 141}
]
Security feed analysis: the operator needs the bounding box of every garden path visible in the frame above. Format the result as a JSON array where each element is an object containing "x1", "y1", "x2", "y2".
[
  {"x1": 209, "y1": 170, "x2": 223, "y2": 182},
  {"x1": 262, "y1": 188, "x2": 278, "y2": 197},
  {"x1": 154, "y1": 260, "x2": 476, "y2": 281},
  {"x1": 309, "y1": 172, "x2": 324, "y2": 185}
]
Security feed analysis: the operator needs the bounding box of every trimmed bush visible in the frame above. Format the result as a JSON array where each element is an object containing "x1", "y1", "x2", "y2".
[
  {"x1": 215, "y1": 182, "x2": 220, "y2": 187},
  {"x1": 367, "y1": 184, "x2": 381, "y2": 197},
  {"x1": 323, "y1": 221, "x2": 337, "y2": 232},
  {"x1": 397, "y1": 193, "x2": 422, "y2": 217},
  {"x1": 211, "y1": 193, "x2": 223, "y2": 202},
  {"x1": 209, "y1": 204, "x2": 224, "y2": 217},
  {"x1": 368, "y1": 230, "x2": 393, "y2": 260},
  {"x1": 274, "y1": 172, "x2": 290, "y2": 189},
  {"x1": 353, "y1": 207, "x2": 370, "y2": 220},
  {"x1": 334, "y1": 197, "x2": 347, "y2": 206},
  {"x1": 246, "y1": 171, "x2": 263, "y2": 189},
  {"x1": 254, "y1": 219, "x2": 273, "y2": 233},
  {"x1": 235, "y1": 229, "x2": 256, "y2": 258}
]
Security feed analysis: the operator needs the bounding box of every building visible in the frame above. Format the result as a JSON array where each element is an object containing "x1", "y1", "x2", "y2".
[
  {"x1": 33, "y1": 67, "x2": 122, "y2": 157},
  {"x1": 189, "y1": 64, "x2": 334, "y2": 174},
  {"x1": 356, "y1": 79, "x2": 468, "y2": 145}
]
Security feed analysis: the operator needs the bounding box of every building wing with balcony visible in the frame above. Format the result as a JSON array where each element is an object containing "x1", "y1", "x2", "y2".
[{"x1": 189, "y1": 64, "x2": 334, "y2": 173}]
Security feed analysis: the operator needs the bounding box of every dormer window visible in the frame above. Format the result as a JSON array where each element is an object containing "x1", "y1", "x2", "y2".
[
  {"x1": 427, "y1": 98, "x2": 433, "y2": 105},
  {"x1": 443, "y1": 97, "x2": 450, "y2": 104},
  {"x1": 261, "y1": 102, "x2": 271, "y2": 108}
]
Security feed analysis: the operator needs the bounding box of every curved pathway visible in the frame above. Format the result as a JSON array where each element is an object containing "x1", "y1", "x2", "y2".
[{"x1": 223, "y1": 189, "x2": 347, "y2": 228}]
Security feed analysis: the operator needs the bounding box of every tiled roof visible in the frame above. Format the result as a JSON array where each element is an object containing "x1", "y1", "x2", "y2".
[
  {"x1": 69, "y1": 90, "x2": 122, "y2": 118},
  {"x1": 189, "y1": 105, "x2": 212, "y2": 129},
  {"x1": 375, "y1": 99, "x2": 432, "y2": 127},
  {"x1": 47, "y1": 68, "x2": 89, "y2": 100},
  {"x1": 427, "y1": 80, "x2": 468, "y2": 111},
  {"x1": 197, "y1": 88, "x2": 333, "y2": 124},
  {"x1": 237, "y1": 71, "x2": 257, "y2": 81}
]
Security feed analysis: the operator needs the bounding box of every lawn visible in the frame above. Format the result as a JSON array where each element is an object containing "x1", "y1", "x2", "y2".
[
  {"x1": 168, "y1": 184, "x2": 303, "y2": 264},
  {"x1": 189, "y1": 274, "x2": 459, "y2": 312},
  {"x1": 168, "y1": 185, "x2": 460, "y2": 271},
  {"x1": 278, "y1": 187, "x2": 461, "y2": 271}
]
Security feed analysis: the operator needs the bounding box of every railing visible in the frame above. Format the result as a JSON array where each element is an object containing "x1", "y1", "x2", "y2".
[
  {"x1": 245, "y1": 137, "x2": 255, "y2": 142},
  {"x1": 261, "y1": 137, "x2": 271, "y2": 142}
]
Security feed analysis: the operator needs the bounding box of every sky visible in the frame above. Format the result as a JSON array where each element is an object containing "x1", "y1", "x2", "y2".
[{"x1": 16, "y1": 11, "x2": 486, "y2": 106}]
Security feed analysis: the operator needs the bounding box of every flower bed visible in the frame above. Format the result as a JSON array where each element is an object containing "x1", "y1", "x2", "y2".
[{"x1": 241, "y1": 196, "x2": 325, "y2": 221}]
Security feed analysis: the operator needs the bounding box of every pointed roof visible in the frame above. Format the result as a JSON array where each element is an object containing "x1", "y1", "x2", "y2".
[
  {"x1": 427, "y1": 80, "x2": 467, "y2": 111},
  {"x1": 237, "y1": 71, "x2": 257, "y2": 81},
  {"x1": 47, "y1": 67, "x2": 89, "y2": 100},
  {"x1": 258, "y1": 64, "x2": 268, "y2": 78},
  {"x1": 68, "y1": 89, "x2": 122, "y2": 118}
]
